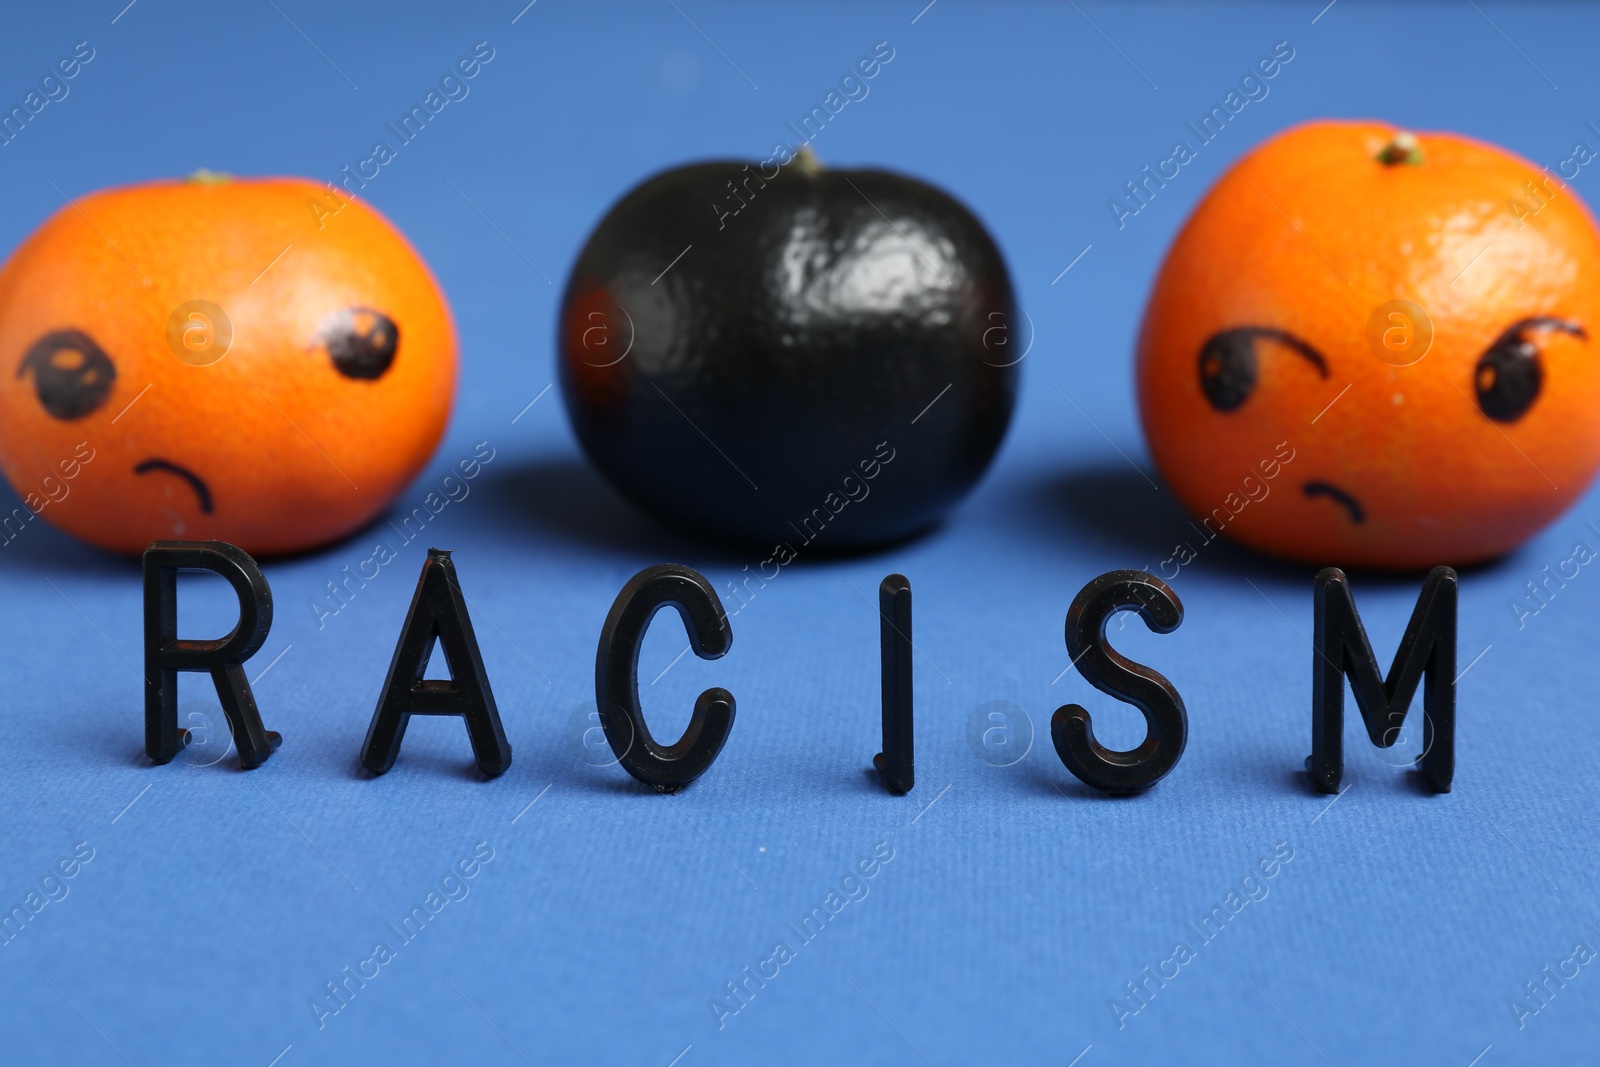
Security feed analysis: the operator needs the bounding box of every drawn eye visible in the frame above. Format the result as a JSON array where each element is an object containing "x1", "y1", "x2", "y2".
[
  {"x1": 1474, "y1": 317, "x2": 1586, "y2": 423},
  {"x1": 18, "y1": 329, "x2": 117, "y2": 420},
  {"x1": 316, "y1": 307, "x2": 398, "y2": 380},
  {"x1": 1198, "y1": 326, "x2": 1327, "y2": 412}
]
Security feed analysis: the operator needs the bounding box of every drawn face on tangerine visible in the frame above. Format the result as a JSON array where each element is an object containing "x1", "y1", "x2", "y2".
[
  {"x1": 0, "y1": 177, "x2": 457, "y2": 556},
  {"x1": 1137, "y1": 122, "x2": 1600, "y2": 569}
]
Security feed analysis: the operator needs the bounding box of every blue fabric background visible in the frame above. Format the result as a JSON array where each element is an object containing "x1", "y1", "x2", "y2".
[{"x1": 1, "y1": 1, "x2": 1596, "y2": 1063}]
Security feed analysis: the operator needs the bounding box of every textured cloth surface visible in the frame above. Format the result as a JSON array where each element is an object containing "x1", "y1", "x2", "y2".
[{"x1": 0, "y1": 3, "x2": 1596, "y2": 1063}]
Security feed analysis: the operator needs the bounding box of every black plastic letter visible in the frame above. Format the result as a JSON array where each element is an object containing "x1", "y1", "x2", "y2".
[
  {"x1": 144, "y1": 540, "x2": 280, "y2": 769},
  {"x1": 873, "y1": 573, "x2": 914, "y2": 794},
  {"x1": 1051, "y1": 569, "x2": 1186, "y2": 794},
  {"x1": 1309, "y1": 566, "x2": 1456, "y2": 794},
  {"x1": 360, "y1": 549, "x2": 511, "y2": 778},
  {"x1": 596, "y1": 564, "x2": 734, "y2": 793}
]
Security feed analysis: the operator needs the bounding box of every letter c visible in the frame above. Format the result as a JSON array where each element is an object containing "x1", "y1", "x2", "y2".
[{"x1": 595, "y1": 564, "x2": 735, "y2": 792}]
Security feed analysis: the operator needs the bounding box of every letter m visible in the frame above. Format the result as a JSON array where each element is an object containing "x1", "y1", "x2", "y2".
[{"x1": 1308, "y1": 566, "x2": 1456, "y2": 794}]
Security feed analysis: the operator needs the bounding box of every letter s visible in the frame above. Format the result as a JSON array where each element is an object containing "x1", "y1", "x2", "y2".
[{"x1": 1050, "y1": 570, "x2": 1186, "y2": 793}]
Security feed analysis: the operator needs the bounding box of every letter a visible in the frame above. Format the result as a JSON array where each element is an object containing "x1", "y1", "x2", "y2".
[{"x1": 360, "y1": 548, "x2": 511, "y2": 777}]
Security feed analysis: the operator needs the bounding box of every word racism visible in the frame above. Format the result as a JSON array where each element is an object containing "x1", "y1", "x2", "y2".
[
  {"x1": 308, "y1": 41, "x2": 497, "y2": 229},
  {"x1": 714, "y1": 41, "x2": 897, "y2": 230},
  {"x1": 1109, "y1": 40, "x2": 1296, "y2": 230},
  {"x1": 140, "y1": 532, "x2": 1461, "y2": 801},
  {"x1": 0, "y1": 40, "x2": 95, "y2": 148}
]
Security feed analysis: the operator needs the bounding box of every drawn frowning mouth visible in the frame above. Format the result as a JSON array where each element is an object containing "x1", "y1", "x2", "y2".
[
  {"x1": 1303, "y1": 480, "x2": 1364, "y2": 524},
  {"x1": 134, "y1": 458, "x2": 214, "y2": 514}
]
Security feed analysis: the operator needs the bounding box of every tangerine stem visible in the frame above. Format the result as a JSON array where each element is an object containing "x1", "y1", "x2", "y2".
[{"x1": 1376, "y1": 131, "x2": 1424, "y2": 167}]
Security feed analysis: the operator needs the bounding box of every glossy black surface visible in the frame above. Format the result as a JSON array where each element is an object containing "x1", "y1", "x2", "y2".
[
  {"x1": 360, "y1": 548, "x2": 511, "y2": 778},
  {"x1": 143, "y1": 540, "x2": 281, "y2": 770},
  {"x1": 318, "y1": 306, "x2": 399, "y2": 381},
  {"x1": 1308, "y1": 565, "x2": 1456, "y2": 794},
  {"x1": 873, "y1": 572, "x2": 914, "y2": 794},
  {"x1": 595, "y1": 563, "x2": 735, "y2": 792},
  {"x1": 20, "y1": 328, "x2": 116, "y2": 420},
  {"x1": 1197, "y1": 325, "x2": 1326, "y2": 413},
  {"x1": 559, "y1": 157, "x2": 1018, "y2": 548},
  {"x1": 1472, "y1": 316, "x2": 1584, "y2": 423},
  {"x1": 1050, "y1": 569, "x2": 1186, "y2": 794}
]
